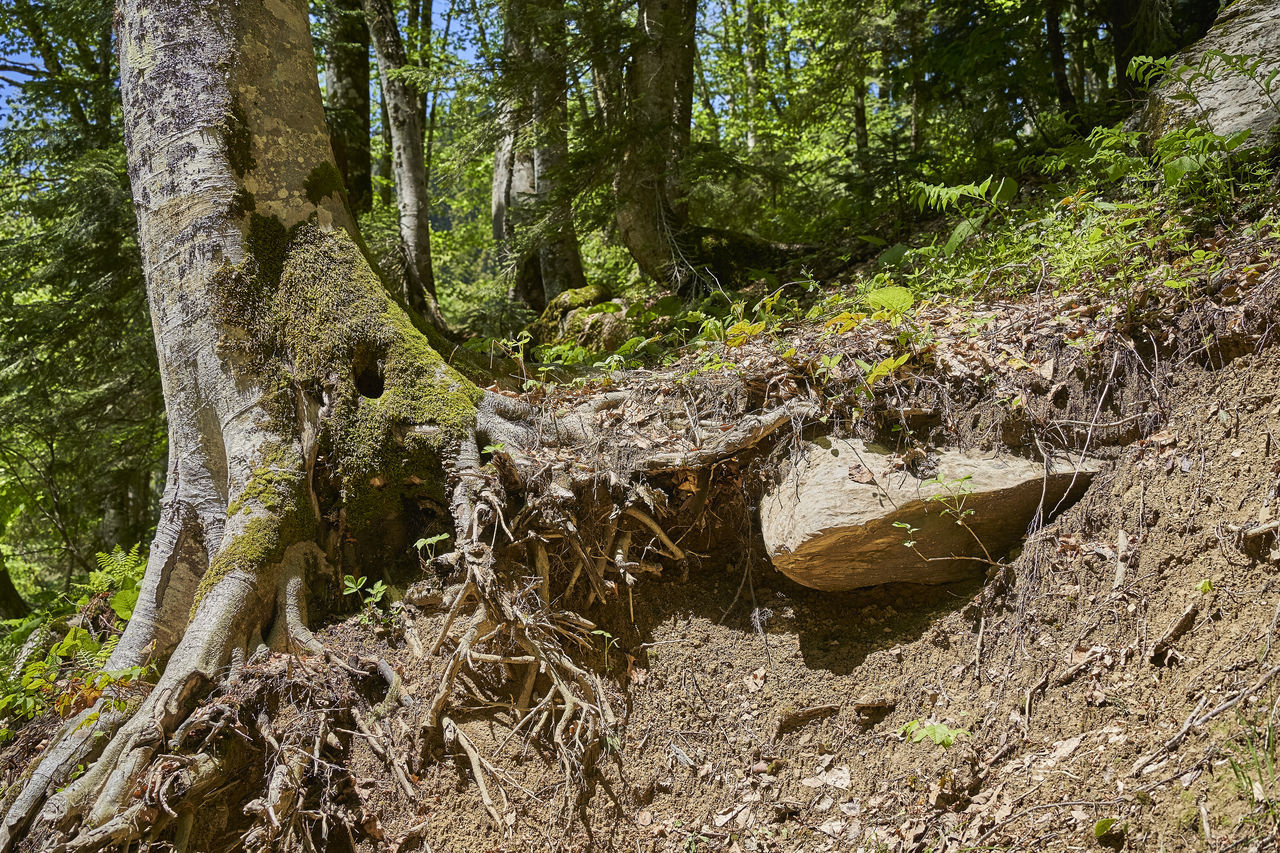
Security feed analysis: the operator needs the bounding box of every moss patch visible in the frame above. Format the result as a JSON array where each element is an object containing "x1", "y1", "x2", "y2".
[
  {"x1": 529, "y1": 283, "x2": 611, "y2": 345},
  {"x1": 224, "y1": 98, "x2": 255, "y2": 178},
  {"x1": 229, "y1": 187, "x2": 256, "y2": 218},
  {"x1": 193, "y1": 442, "x2": 315, "y2": 611},
  {"x1": 303, "y1": 162, "x2": 346, "y2": 206},
  {"x1": 209, "y1": 220, "x2": 480, "y2": 563}
]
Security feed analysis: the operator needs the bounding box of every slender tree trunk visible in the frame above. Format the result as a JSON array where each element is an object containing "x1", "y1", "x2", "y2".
[
  {"x1": 493, "y1": 0, "x2": 587, "y2": 312},
  {"x1": 493, "y1": 128, "x2": 545, "y2": 312},
  {"x1": 852, "y1": 51, "x2": 870, "y2": 170},
  {"x1": 1069, "y1": 4, "x2": 1088, "y2": 105},
  {"x1": 614, "y1": 0, "x2": 697, "y2": 286},
  {"x1": 1104, "y1": 0, "x2": 1141, "y2": 100},
  {"x1": 492, "y1": 0, "x2": 545, "y2": 312},
  {"x1": 325, "y1": 0, "x2": 374, "y2": 214},
  {"x1": 0, "y1": 0, "x2": 480, "y2": 844},
  {"x1": 531, "y1": 0, "x2": 588, "y2": 304},
  {"x1": 1045, "y1": 0, "x2": 1078, "y2": 115},
  {"x1": 0, "y1": 557, "x2": 27, "y2": 620},
  {"x1": 742, "y1": 0, "x2": 762, "y2": 151},
  {"x1": 364, "y1": 0, "x2": 447, "y2": 327},
  {"x1": 377, "y1": 92, "x2": 394, "y2": 207}
]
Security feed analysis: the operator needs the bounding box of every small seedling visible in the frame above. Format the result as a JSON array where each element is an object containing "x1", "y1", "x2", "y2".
[{"x1": 900, "y1": 719, "x2": 969, "y2": 747}]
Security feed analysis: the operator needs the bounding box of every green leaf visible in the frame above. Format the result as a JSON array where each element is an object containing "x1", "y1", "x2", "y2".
[
  {"x1": 878, "y1": 243, "x2": 909, "y2": 268},
  {"x1": 1094, "y1": 818, "x2": 1119, "y2": 838},
  {"x1": 943, "y1": 215, "x2": 985, "y2": 256},
  {"x1": 1162, "y1": 155, "x2": 1202, "y2": 185},
  {"x1": 109, "y1": 587, "x2": 138, "y2": 622},
  {"x1": 991, "y1": 177, "x2": 1018, "y2": 204},
  {"x1": 866, "y1": 286, "x2": 914, "y2": 315},
  {"x1": 1224, "y1": 129, "x2": 1252, "y2": 151}
]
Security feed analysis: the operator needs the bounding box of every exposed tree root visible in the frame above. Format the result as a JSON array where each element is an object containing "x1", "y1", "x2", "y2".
[{"x1": 3, "y1": 269, "x2": 1217, "y2": 850}]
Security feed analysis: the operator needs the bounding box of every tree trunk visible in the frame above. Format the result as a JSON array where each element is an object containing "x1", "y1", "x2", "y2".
[
  {"x1": 493, "y1": 125, "x2": 545, "y2": 312},
  {"x1": 1045, "y1": 0, "x2": 1079, "y2": 115},
  {"x1": 1104, "y1": 0, "x2": 1142, "y2": 100},
  {"x1": 0, "y1": 557, "x2": 27, "y2": 621},
  {"x1": 742, "y1": 0, "x2": 766, "y2": 152},
  {"x1": 377, "y1": 92, "x2": 394, "y2": 207},
  {"x1": 614, "y1": 0, "x2": 697, "y2": 287},
  {"x1": 852, "y1": 51, "x2": 870, "y2": 170},
  {"x1": 325, "y1": 0, "x2": 374, "y2": 215},
  {"x1": 0, "y1": 0, "x2": 480, "y2": 844},
  {"x1": 492, "y1": 0, "x2": 545, "y2": 312},
  {"x1": 363, "y1": 0, "x2": 447, "y2": 328},
  {"x1": 493, "y1": 0, "x2": 587, "y2": 313},
  {"x1": 530, "y1": 0, "x2": 588, "y2": 304}
]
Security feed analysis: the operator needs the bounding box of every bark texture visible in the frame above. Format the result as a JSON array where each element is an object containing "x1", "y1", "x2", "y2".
[
  {"x1": 614, "y1": 0, "x2": 697, "y2": 286},
  {"x1": 363, "y1": 0, "x2": 446, "y2": 327},
  {"x1": 325, "y1": 0, "x2": 374, "y2": 215},
  {"x1": 0, "y1": 0, "x2": 477, "y2": 846},
  {"x1": 492, "y1": 0, "x2": 588, "y2": 314}
]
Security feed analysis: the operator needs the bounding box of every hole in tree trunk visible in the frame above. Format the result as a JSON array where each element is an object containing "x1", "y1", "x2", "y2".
[{"x1": 353, "y1": 348, "x2": 385, "y2": 399}]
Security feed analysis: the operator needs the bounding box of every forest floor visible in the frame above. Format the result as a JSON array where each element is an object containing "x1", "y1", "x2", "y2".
[
  {"x1": 296, "y1": 221, "x2": 1280, "y2": 850},
  {"x1": 8, "y1": 214, "x2": 1280, "y2": 853}
]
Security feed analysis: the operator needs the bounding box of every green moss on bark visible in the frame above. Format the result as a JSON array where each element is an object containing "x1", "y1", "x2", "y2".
[
  {"x1": 207, "y1": 220, "x2": 480, "y2": 579},
  {"x1": 303, "y1": 162, "x2": 346, "y2": 206},
  {"x1": 193, "y1": 443, "x2": 315, "y2": 611},
  {"x1": 229, "y1": 187, "x2": 256, "y2": 218},
  {"x1": 529, "y1": 283, "x2": 611, "y2": 345},
  {"x1": 225, "y1": 99, "x2": 256, "y2": 177}
]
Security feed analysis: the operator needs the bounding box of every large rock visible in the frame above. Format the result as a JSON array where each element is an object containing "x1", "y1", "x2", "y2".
[
  {"x1": 1136, "y1": 0, "x2": 1280, "y2": 148},
  {"x1": 761, "y1": 439, "x2": 1098, "y2": 591}
]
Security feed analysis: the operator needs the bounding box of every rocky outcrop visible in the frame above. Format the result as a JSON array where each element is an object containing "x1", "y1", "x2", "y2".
[
  {"x1": 761, "y1": 439, "x2": 1099, "y2": 591},
  {"x1": 1136, "y1": 0, "x2": 1280, "y2": 147}
]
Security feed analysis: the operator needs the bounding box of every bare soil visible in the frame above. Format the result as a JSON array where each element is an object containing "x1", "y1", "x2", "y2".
[{"x1": 8, "y1": 231, "x2": 1280, "y2": 853}]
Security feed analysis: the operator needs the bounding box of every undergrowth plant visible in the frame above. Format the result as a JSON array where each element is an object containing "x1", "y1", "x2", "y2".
[
  {"x1": 1224, "y1": 710, "x2": 1280, "y2": 835},
  {"x1": 0, "y1": 544, "x2": 149, "y2": 742}
]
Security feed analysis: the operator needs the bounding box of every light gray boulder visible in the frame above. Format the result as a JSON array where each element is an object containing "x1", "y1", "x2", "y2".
[
  {"x1": 761, "y1": 439, "x2": 1099, "y2": 591},
  {"x1": 1136, "y1": 0, "x2": 1280, "y2": 148}
]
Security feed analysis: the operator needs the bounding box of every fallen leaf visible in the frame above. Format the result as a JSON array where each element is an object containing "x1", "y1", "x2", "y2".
[
  {"x1": 1050, "y1": 734, "x2": 1083, "y2": 761},
  {"x1": 848, "y1": 464, "x2": 875, "y2": 484}
]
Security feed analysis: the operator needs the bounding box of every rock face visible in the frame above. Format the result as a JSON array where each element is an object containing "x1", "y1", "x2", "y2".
[
  {"x1": 1137, "y1": 0, "x2": 1280, "y2": 147},
  {"x1": 761, "y1": 439, "x2": 1099, "y2": 591}
]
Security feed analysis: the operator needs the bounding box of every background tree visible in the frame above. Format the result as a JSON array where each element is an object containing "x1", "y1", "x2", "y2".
[{"x1": 324, "y1": 0, "x2": 374, "y2": 215}]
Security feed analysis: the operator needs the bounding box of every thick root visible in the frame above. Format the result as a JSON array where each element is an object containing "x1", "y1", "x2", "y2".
[{"x1": 0, "y1": 540, "x2": 331, "y2": 851}]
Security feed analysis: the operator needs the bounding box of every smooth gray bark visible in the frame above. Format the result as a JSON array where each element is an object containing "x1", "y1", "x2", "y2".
[
  {"x1": 0, "y1": 0, "x2": 479, "y2": 845},
  {"x1": 364, "y1": 0, "x2": 447, "y2": 328}
]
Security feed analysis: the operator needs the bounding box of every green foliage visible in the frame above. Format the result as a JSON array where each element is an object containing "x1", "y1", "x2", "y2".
[
  {"x1": 900, "y1": 719, "x2": 969, "y2": 748},
  {"x1": 1225, "y1": 712, "x2": 1280, "y2": 835},
  {"x1": 0, "y1": 543, "x2": 149, "y2": 741},
  {"x1": 90, "y1": 545, "x2": 146, "y2": 621},
  {"x1": 342, "y1": 574, "x2": 388, "y2": 610}
]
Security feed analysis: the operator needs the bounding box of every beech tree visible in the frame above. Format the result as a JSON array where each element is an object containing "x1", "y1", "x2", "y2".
[{"x1": 0, "y1": 0, "x2": 600, "y2": 845}]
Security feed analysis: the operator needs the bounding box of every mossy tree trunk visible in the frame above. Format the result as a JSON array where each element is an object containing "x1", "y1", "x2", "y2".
[{"x1": 0, "y1": 0, "x2": 479, "y2": 845}]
